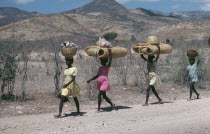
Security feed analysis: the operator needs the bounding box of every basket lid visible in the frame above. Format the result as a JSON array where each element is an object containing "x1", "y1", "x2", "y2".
[{"x1": 146, "y1": 36, "x2": 159, "y2": 45}]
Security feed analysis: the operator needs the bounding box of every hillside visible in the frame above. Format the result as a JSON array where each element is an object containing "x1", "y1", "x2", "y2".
[
  {"x1": 130, "y1": 8, "x2": 210, "y2": 20},
  {"x1": 0, "y1": 0, "x2": 209, "y2": 43},
  {"x1": 145, "y1": 20, "x2": 210, "y2": 41},
  {"x1": 129, "y1": 8, "x2": 169, "y2": 17},
  {"x1": 170, "y1": 10, "x2": 210, "y2": 20},
  {"x1": 0, "y1": 7, "x2": 42, "y2": 26}
]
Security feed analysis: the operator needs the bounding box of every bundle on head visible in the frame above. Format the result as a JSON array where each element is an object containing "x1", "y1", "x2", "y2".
[
  {"x1": 131, "y1": 43, "x2": 173, "y2": 55},
  {"x1": 146, "y1": 36, "x2": 160, "y2": 45},
  {"x1": 96, "y1": 37, "x2": 112, "y2": 48},
  {"x1": 84, "y1": 46, "x2": 127, "y2": 59},
  {"x1": 60, "y1": 41, "x2": 77, "y2": 58},
  {"x1": 187, "y1": 49, "x2": 198, "y2": 57},
  {"x1": 131, "y1": 36, "x2": 173, "y2": 55}
]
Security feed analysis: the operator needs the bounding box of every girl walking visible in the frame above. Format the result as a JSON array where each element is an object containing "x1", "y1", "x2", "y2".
[
  {"x1": 87, "y1": 49, "x2": 113, "y2": 112},
  {"x1": 186, "y1": 56, "x2": 200, "y2": 100},
  {"x1": 140, "y1": 36, "x2": 162, "y2": 106},
  {"x1": 54, "y1": 58, "x2": 81, "y2": 118}
]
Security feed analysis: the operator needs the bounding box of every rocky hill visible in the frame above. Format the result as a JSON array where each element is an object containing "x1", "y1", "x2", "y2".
[
  {"x1": 170, "y1": 10, "x2": 210, "y2": 20},
  {"x1": 0, "y1": 7, "x2": 42, "y2": 26},
  {"x1": 130, "y1": 8, "x2": 210, "y2": 20},
  {"x1": 143, "y1": 20, "x2": 210, "y2": 41},
  {"x1": 63, "y1": 0, "x2": 128, "y2": 14},
  {"x1": 130, "y1": 8, "x2": 169, "y2": 17}
]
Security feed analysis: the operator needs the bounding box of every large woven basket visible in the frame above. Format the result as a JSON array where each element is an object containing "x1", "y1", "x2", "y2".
[
  {"x1": 61, "y1": 47, "x2": 77, "y2": 58},
  {"x1": 131, "y1": 43, "x2": 149, "y2": 54},
  {"x1": 187, "y1": 49, "x2": 198, "y2": 57},
  {"x1": 84, "y1": 46, "x2": 127, "y2": 58},
  {"x1": 131, "y1": 43, "x2": 172, "y2": 55},
  {"x1": 84, "y1": 47, "x2": 105, "y2": 58}
]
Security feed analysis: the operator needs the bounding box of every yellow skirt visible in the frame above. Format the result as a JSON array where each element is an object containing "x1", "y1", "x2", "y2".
[
  {"x1": 147, "y1": 72, "x2": 162, "y2": 86},
  {"x1": 61, "y1": 82, "x2": 81, "y2": 98}
]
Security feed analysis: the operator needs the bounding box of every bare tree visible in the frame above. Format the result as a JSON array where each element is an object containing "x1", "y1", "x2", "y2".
[
  {"x1": 41, "y1": 17, "x2": 62, "y2": 97},
  {"x1": 19, "y1": 49, "x2": 29, "y2": 101}
]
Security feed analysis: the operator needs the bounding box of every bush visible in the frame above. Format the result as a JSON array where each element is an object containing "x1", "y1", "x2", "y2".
[
  {"x1": 0, "y1": 44, "x2": 18, "y2": 100},
  {"x1": 103, "y1": 32, "x2": 117, "y2": 41}
]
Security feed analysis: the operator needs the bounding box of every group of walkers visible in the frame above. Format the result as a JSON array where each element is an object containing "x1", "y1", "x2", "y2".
[{"x1": 54, "y1": 36, "x2": 200, "y2": 118}]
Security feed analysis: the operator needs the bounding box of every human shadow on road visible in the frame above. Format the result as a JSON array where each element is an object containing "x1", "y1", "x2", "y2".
[
  {"x1": 187, "y1": 98, "x2": 201, "y2": 101},
  {"x1": 100, "y1": 105, "x2": 132, "y2": 112},
  {"x1": 63, "y1": 112, "x2": 87, "y2": 117},
  {"x1": 150, "y1": 101, "x2": 173, "y2": 105}
]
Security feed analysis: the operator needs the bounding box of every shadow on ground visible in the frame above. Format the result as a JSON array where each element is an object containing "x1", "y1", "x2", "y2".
[
  {"x1": 63, "y1": 112, "x2": 87, "y2": 117},
  {"x1": 100, "y1": 105, "x2": 132, "y2": 112},
  {"x1": 150, "y1": 101, "x2": 174, "y2": 105}
]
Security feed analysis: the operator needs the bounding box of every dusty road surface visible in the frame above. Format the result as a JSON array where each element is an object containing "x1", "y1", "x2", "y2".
[{"x1": 0, "y1": 98, "x2": 210, "y2": 134}]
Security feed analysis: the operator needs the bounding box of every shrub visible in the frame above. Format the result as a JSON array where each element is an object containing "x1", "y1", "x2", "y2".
[
  {"x1": 103, "y1": 32, "x2": 117, "y2": 41},
  {"x1": 0, "y1": 44, "x2": 18, "y2": 101}
]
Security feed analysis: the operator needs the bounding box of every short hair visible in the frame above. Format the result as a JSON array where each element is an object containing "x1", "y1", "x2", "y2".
[
  {"x1": 189, "y1": 57, "x2": 195, "y2": 61},
  {"x1": 65, "y1": 58, "x2": 74, "y2": 62},
  {"x1": 100, "y1": 58, "x2": 108, "y2": 63}
]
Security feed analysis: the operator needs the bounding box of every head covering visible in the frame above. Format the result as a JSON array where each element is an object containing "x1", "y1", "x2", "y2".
[{"x1": 146, "y1": 36, "x2": 160, "y2": 45}]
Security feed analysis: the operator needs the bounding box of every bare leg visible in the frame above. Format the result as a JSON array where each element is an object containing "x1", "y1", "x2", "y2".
[
  {"x1": 143, "y1": 85, "x2": 151, "y2": 106},
  {"x1": 98, "y1": 91, "x2": 102, "y2": 111},
  {"x1": 191, "y1": 82, "x2": 200, "y2": 99},
  {"x1": 151, "y1": 86, "x2": 162, "y2": 103},
  {"x1": 54, "y1": 96, "x2": 67, "y2": 118},
  {"x1": 74, "y1": 97, "x2": 80, "y2": 114},
  {"x1": 188, "y1": 83, "x2": 193, "y2": 100},
  {"x1": 102, "y1": 91, "x2": 113, "y2": 110}
]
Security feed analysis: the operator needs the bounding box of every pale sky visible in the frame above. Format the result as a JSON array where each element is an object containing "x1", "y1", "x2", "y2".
[{"x1": 0, "y1": 0, "x2": 209, "y2": 14}]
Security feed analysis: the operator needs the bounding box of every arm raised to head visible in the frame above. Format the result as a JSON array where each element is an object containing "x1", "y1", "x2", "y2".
[
  {"x1": 108, "y1": 48, "x2": 112, "y2": 67},
  {"x1": 141, "y1": 54, "x2": 148, "y2": 61},
  {"x1": 155, "y1": 44, "x2": 160, "y2": 61}
]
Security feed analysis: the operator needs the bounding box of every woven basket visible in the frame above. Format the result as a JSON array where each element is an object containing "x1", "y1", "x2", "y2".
[
  {"x1": 111, "y1": 46, "x2": 127, "y2": 58},
  {"x1": 84, "y1": 47, "x2": 105, "y2": 58},
  {"x1": 84, "y1": 46, "x2": 127, "y2": 58},
  {"x1": 61, "y1": 47, "x2": 77, "y2": 58},
  {"x1": 131, "y1": 43, "x2": 149, "y2": 54},
  {"x1": 131, "y1": 43, "x2": 172, "y2": 55},
  {"x1": 187, "y1": 49, "x2": 198, "y2": 57}
]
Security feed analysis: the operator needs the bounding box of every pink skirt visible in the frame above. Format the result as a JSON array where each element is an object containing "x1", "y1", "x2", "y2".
[{"x1": 97, "y1": 76, "x2": 110, "y2": 91}]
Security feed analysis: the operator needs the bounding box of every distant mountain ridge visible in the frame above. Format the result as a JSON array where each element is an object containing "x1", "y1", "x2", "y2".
[
  {"x1": 63, "y1": 0, "x2": 128, "y2": 14},
  {"x1": 132, "y1": 8, "x2": 169, "y2": 17},
  {"x1": 0, "y1": 0, "x2": 210, "y2": 43},
  {"x1": 1, "y1": 1, "x2": 210, "y2": 27},
  {"x1": 170, "y1": 10, "x2": 210, "y2": 20},
  {"x1": 0, "y1": 7, "x2": 42, "y2": 26},
  {"x1": 131, "y1": 8, "x2": 210, "y2": 20}
]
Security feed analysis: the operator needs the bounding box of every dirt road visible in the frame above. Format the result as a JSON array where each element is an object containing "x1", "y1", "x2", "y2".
[{"x1": 0, "y1": 98, "x2": 210, "y2": 134}]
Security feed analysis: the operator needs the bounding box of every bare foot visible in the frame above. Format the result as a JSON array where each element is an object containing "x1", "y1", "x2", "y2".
[
  {"x1": 54, "y1": 114, "x2": 61, "y2": 119},
  {"x1": 110, "y1": 104, "x2": 115, "y2": 111},
  {"x1": 187, "y1": 98, "x2": 192, "y2": 101},
  {"x1": 96, "y1": 109, "x2": 101, "y2": 113},
  {"x1": 196, "y1": 94, "x2": 200, "y2": 99},
  {"x1": 158, "y1": 99, "x2": 163, "y2": 104},
  {"x1": 76, "y1": 112, "x2": 81, "y2": 116},
  {"x1": 142, "y1": 103, "x2": 149, "y2": 106}
]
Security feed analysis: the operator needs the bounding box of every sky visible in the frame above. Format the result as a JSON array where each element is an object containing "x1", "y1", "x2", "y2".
[{"x1": 0, "y1": 0, "x2": 210, "y2": 14}]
